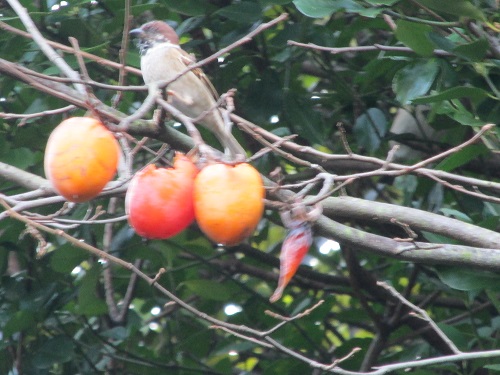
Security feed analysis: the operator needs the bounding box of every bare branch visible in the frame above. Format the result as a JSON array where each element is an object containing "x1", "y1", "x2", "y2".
[
  {"x1": 377, "y1": 281, "x2": 461, "y2": 354},
  {"x1": 322, "y1": 196, "x2": 500, "y2": 249},
  {"x1": 233, "y1": 114, "x2": 500, "y2": 196},
  {"x1": 156, "y1": 14, "x2": 289, "y2": 91},
  {"x1": 0, "y1": 105, "x2": 76, "y2": 123},
  {"x1": 0, "y1": 21, "x2": 142, "y2": 76},
  {"x1": 288, "y1": 40, "x2": 453, "y2": 57},
  {"x1": 6, "y1": 0, "x2": 85, "y2": 94},
  {"x1": 316, "y1": 215, "x2": 500, "y2": 271}
]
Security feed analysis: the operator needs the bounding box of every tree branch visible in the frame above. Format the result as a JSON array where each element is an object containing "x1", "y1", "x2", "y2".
[
  {"x1": 322, "y1": 196, "x2": 500, "y2": 249},
  {"x1": 6, "y1": 0, "x2": 85, "y2": 94},
  {"x1": 316, "y1": 215, "x2": 500, "y2": 271}
]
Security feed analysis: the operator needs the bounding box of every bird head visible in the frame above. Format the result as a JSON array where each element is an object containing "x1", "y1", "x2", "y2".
[{"x1": 130, "y1": 21, "x2": 180, "y2": 55}]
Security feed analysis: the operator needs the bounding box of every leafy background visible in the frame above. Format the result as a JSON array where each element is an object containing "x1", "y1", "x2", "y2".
[{"x1": 0, "y1": 0, "x2": 499, "y2": 374}]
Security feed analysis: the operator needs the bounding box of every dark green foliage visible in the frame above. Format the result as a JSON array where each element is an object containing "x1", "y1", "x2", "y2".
[{"x1": 0, "y1": 0, "x2": 499, "y2": 374}]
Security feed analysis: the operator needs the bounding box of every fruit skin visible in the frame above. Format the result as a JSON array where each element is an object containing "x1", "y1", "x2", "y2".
[
  {"x1": 194, "y1": 163, "x2": 265, "y2": 246},
  {"x1": 125, "y1": 154, "x2": 199, "y2": 239},
  {"x1": 269, "y1": 223, "x2": 313, "y2": 303},
  {"x1": 44, "y1": 117, "x2": 120, "y2": 203}
]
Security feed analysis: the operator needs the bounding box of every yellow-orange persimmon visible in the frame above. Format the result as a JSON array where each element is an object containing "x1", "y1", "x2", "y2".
[
  {"x1": 194, "y1": 163, "x2": 265, "y2": 246},
  {"x1": 44, "y1": 117, "x2": 120, "y2": 202},
  {"x1": 125, "y1": 154, "x2": 199, "y2": 239}
]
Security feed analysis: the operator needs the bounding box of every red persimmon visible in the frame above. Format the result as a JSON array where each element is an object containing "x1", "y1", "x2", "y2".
[{"x1": 125, "y1": 154, "x2": 198, "y2": 239}]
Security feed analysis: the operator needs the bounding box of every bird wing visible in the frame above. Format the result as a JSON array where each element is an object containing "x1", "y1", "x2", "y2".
[{"x1": 178, "y1": 48, "x2": 220, "y2": 100}]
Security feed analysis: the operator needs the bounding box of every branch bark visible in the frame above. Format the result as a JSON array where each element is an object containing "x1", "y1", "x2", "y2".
[{"x1": 322, "y1": 196, "x2": 500, "y2": 249}]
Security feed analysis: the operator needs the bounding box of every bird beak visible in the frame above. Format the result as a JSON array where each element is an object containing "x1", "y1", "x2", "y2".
[{"x1": 129, "y1": 27, "x2": 144, "y2": 38}]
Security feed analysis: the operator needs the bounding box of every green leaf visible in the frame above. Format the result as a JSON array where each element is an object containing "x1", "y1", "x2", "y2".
[
  {"x1": 77, "y1": 265, "x2": 108, "y2": 316},
  {"x1": 358, "y1": 8, "x2": 384, "y2": 17},
  {"x1": 453, "y1": 39, "x2": 489, "y2": 61},
  {"x1": 395, "y1": 20, "x2": 434, "y2": 56},
  {"x1": 417, "y1": 0, "x2": 486, "y2": 21},
  {"x1": 485, "y1": 365, "x2": 500, "y2": 371},
  {"x1": 353, "y1": 108, "x2": 388, "y2": 152},
  {"x1": 263, "y1": 359, "x2": 310, "y2": 374},
  {"x1": 259, "y1": 0, "x2": 292, "y2": 5},
  {"x1": 436, "y1": 323, "x2": 469, "y2": 351},
  {"x1": 163, "y1": 0, "x2": 216, "y2": 16},
  {"x1": 101, "y1": 326, "x2": 129, "y2": 340},
  {"x1": 0, "y1": 147, "x2": 36, "y2": 170},
  {"x1": 244, "y1": 69, "x2": 283, "y2": 124},
  {"x1": 433, "y1": 100, "x2": 485, "y2": 126},
  {"x1": 421, "y1": 231, "x2": 455, "y2": 244},
  {"x1": 293, "y1": 0, "x2": 363, "y2": 18},
  {"x1": 393, "y1": 59, "x2": 439, "y2": 104},
  {"x1": 436, "y1": 266, "x2": 500, "y2": 291},
  {"x1": 435, "y1": 144, "x2": 489, "y2": 172},
  {"x1": 366, "y1": 0, "x2": 399, "y2": 4},
  {"x1": 413, "y1": 86, "x2": 490, "y2": 105},
  {"x1": 427, "y1": 32, "x2": 456, "y2": 52},
  {"x1": 0, "y1": 247, "x2": 8, "y2": 276},
  {"x1": 181, "y1": 279, "x2": 238, "y2": 301},
  {"x1": 0, "y1": 137, "x2": 8, "y2": 157},
  {"x1": 129, "y1": 3, "x2": 161, "y2": 16},
  {"x1": 427, "y1": 182, "x2": 443, "y2": 212},
  {"x1": 283, "y1": 94, "x2": 325, "y2": 146},
  {"x1": 110, "y1": 225, "x2": 136, "y2": 253},
  {"x1": 394, "y1": 175, "x2": 418, "y2": 207},
  {"x1": 3, "y1": 310, "x2": 37, "y2": 337},
  {"x1": 21, "y1": 283, "x2": 58, "y2": 312},
  {"x1": 439, "y1": 208, "x2": 472, "y2": 223},
  {"x1": 50, "y1": 243, "x2": 88, "y2": 273},
  {"x1": 178, "y1": 327, "x2": 212, "y2": 358},
  {"x1": 216, "y1": 2, "x2": 263, "y2": 23},
  {"x1": 32, "y1": 336, "x2": 75, "y2": 369}
]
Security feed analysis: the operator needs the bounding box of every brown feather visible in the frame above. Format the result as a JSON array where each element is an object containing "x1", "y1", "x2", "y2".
[{"x1": 178, "y1": 48, "x2": 220, "y2": 100}]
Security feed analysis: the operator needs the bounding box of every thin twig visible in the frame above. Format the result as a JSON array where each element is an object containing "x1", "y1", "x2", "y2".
[
  {"x1": 288, "y1": 40, "x2": 452, "y2": 57},
  {"x1": 117, "y1": 84, "x2": 160, "y2": 130},
  {"x1": 0, "y1": 105, "x2": 76, "y2": 122},
  {"x1": 232, "y1": 113, "x2": 326, "y2": 171},
  {"x1": 419, "y1": 170, "x2": 500, "y2": 204},
  {"x1": 6, "y1": 0, "x2": 85, "y2": 94},
  {"x1": 0, "y1": 21, "x2": 142, "y2": 76},
  {"x1": 211, "y1": 326, "x2": 274, "y2": 348},
  {"x1": 377, "y1": 281, "x2": 461, "y2": 354},
  {"x1": 337, "y1": 123, "x2": 353, "y2": 155},
  {"x1": 403, "y1": 124, "x2": 494, "y2": 172},
  {"x1": 0, "y1": 199, "x2": 268, "y2": 338},
  {"x1": 155, "y1": 14, "x2": 289, "y2": 91},
  {"x1": 260, "y1": 300, "x2": 325, "y2": 335},
  {"x1": 233, "y1": 115, "x2": 500, "y2": 196},
  {"x1": 68, "y1": 37, "x2": 92, "y2": 84},
  {"x1": 112, "y1": 0, "x2": 132, "y2": 108},
  {"x1": 102, "y1": 197, "x2": 120, "y2": 322}
]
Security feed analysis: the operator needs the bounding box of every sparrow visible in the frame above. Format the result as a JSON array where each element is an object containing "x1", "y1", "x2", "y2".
[{"x1": 129, "y1": 21, "x2": 245, "y2": 157}]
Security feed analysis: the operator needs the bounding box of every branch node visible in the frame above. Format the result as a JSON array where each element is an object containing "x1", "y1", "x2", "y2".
[{"x1": 150, "y1": 267, "x2": 166, "y2": 285}]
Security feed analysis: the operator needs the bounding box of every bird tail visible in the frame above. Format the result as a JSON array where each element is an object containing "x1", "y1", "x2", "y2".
[{"x1": 217, "y1": 130, "x2": 246, "y2": 158}]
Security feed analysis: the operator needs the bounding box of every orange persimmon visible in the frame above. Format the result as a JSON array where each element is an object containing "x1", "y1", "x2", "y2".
[
  {"x1": 194, "y1": 162, "x2": 265, "y2": 246},
  {"x1": 44, "y1": 117, "x2": 120, "y2": 202}
]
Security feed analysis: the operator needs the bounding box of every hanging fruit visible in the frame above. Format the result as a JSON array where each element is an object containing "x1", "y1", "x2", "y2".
[
  {"x1": 125, "y1": 153, "x2": 199, "y2": 239},
  {"x1": 269, "y1": 223, "x2": 313, "y2": 303},
  {"x1": 194, "y1": 162, "x2": 265, "y2": 246},
  {"x1": 270, "y1": 203, "x2": 322, "y2": 302},
  {"x1": 44, "y1": 117, "x2": 120, "y2": 203}
]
